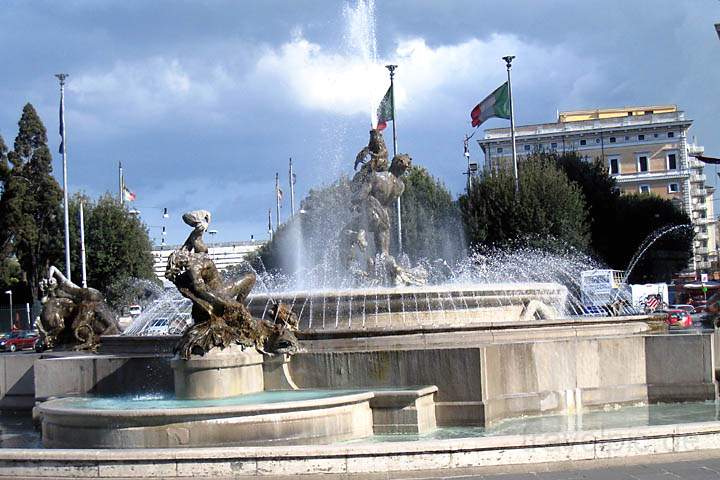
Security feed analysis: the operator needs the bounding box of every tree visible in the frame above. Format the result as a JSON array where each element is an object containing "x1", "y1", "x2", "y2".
[
  {"x1": 389, "y1": 166, "x2": 465, "y2": 264},
  {"x1": 0, "y1": 104, "x2": 63, "y2": 299},
  {"x1": 548, "y1": 152, "x2": 620, "y2": 261},
  {"x1": 547, "y1": 151, "x2": 692, "y2": 280},
  {"x1": 459, "y1": 159, "x2": 589, "y2": 250},
  {"x1": 610, "y1": 194, "x2": 693, "y2": 283},
  {"x1": 67, "y1": 194, "x2": 157, "y2": 294}
]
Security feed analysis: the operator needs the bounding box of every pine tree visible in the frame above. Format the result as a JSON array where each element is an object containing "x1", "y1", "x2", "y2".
[{"x1": 0, "y1": 104, "x2": 63, "y2": 299}]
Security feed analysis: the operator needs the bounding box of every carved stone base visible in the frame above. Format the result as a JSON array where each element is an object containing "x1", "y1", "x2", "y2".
[{"x1": 171, "y1": 345, "x2": 264, "y2": 400}]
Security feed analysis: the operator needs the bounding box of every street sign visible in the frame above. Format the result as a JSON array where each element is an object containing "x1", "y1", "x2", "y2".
[{"x1": 701, "y1": 273, "x2": 709, "y2": 283}]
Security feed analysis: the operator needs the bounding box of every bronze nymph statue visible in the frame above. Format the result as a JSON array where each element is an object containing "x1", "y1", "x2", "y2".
[
  {"x1": 341, "y1": 129, "x2": 427, "y2": 286},
  {"x1": 166, "y1": 210, "x2": 298, "y2": 359},
  {"x1": 38, "y1": 266, "x2": 120, "y2": 351}
]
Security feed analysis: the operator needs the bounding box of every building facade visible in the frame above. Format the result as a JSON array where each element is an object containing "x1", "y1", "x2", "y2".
[
  {"x1": 151, "y1": 241, "x2": 265, "y2": 280},
  {"x1": 478, "y1": 105, "x2": 716, "y2": 273}
]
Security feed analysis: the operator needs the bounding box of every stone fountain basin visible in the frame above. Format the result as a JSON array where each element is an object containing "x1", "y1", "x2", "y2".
[
  {"x1": 38, "y1": 390, "x2": 374, "y2": 449},
  {"x1": 248, "y1": 282, "x2": 569, "y2": 329}
]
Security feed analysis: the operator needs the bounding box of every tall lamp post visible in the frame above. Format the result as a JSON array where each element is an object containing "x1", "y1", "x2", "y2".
[{"x1": 4, "y1": 291, "x2": 11, "y2": 329}]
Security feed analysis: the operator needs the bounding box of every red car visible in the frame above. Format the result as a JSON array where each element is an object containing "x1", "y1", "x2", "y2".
[
  {"x1": 664, "y1": 309, "x2": 692, "y2": 329},
  {"x1": 0, "y1": 331, "x2": 39, "y2": 352}
]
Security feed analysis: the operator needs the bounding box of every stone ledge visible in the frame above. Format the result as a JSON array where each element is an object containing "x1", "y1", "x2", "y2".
[{"x1": 4, "y1": 422, "x2": 720, "y2": 477}]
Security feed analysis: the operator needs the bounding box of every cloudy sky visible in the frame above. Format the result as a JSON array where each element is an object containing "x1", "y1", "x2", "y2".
[{"x1": 1, "y1": 0, "x2": 719, "y2": 245}]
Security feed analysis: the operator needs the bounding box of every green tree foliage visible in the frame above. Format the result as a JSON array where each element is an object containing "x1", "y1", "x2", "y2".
[
  {"x1": 548, "y1": 151, "x2": 692, "y2": 280},
  {"x1": 459, "y1": 160, "x2": 590, "y2": 250},
  {"x1": 610, "y1": 194, "x2": 693, "y2": 283},
  {"x1": 389, "y1": 166, "x2": 465, "y2": 264},
  {"x1": 253, "y1": 177, "x2": 352, "y2": 273},
  {"x1": 67, "y1": 193, "x2": 157, "y2": 295},
  {"x1": 0, "y1": 104, "x2": 63, "y2": 299},
  {"x1": 547, "y1": 152, "x2": 620, "y2": 261}
]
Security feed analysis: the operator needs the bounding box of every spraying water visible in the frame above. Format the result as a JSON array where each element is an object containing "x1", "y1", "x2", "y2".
[{"x1": 621, "y1": 224, "x2": 693, "y2": 284}]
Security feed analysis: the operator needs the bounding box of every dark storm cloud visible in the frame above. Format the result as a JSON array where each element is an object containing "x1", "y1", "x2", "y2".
[{"x1": 1, "y1": 0, "x2": 718, "y2": 243}]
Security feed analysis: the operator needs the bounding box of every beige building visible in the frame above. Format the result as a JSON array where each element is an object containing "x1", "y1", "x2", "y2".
[{"x1": 478, "y1": 105, "x2": 716, "y2": 272}]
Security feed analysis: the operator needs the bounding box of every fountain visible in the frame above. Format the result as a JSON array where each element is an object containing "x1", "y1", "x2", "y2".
[
  {"x1": 36, "y1": 210, "x2": 378, "y2": 448},
  {"x1": 3, "y1": 1, "x2": 718, "y2": 477}
]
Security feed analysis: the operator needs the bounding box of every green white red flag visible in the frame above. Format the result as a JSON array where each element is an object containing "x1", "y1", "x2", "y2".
[
  {"x1": 471, "y1": 82, "x2": 510, "y2": 127},
  {"x1": 376, "y1": 85, "x2": 393, "y2": 131}
]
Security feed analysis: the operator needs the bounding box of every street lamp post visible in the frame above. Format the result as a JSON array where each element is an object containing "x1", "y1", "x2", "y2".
[{"x1": 4, "y1": 291, "x2": 11, "y2": 329}]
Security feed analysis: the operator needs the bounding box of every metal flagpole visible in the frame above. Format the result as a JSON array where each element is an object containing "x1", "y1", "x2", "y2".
[
  {"x1": 289, "y1": 158, "x2": 296, "y2": 217},
  {"x1": 119, "y1": 161, "x2": 124, "y2": 205},
  {"x1": 79, "y1": 200, "x2": 88, "y2": 288},
  {"x1": 502, "y1": 56, "x2": 519, "y2": 193},
  {"x1": 56, "y1": 73, "x2": 72, "y2": 280},
  {"x1": 275, "y1": 172, "x2": 281, "y2": 229},
  {"x1": 385, "y1": 64, "x2": 402, "y2": 254}
]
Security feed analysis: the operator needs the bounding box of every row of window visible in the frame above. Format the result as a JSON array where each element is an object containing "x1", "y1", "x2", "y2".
[
  {"x1": 608, "y1": 152, "x2": 678, "y2": 175},
  {"x1": 495, "y1": 131, "x2": 676, "y2": 154},
  {"x1": 637, "y1": 183, "x2": 679, "y2": 194}
]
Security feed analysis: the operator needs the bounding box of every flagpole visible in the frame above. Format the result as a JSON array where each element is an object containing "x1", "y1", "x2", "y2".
[
  {"x1": 79, "y1": 200, "x2": 88, "y2": 288},
  {"x1": 55, "y1": 73, "x2": 72, "y2": 281},
  {"x1": 502, "y1": 56, "x2": 519, "y2": 193},
  {"x1": 119, "y1": 161, "x2": 124, "y2": 205},
  {"x1": 385, "y1": 64, "x2": 402, "y2": 255},
  {"x1": 289, "y1": 158, "x2": 295, "y2": 217},
  {"x1": 275, "y1": 172, "x2": 281, "y2": 229}
]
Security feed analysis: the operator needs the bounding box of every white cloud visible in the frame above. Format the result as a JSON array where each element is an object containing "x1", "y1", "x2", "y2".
[{"x1": 63, "y1": 29, "x2": 602, "y2": 134}]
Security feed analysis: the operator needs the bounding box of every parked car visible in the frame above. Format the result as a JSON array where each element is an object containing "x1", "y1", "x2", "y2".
[
  {"x1": 128, "y1": 305, "x2": 142, "y2": 317},
  {"x1": 662, "y1": 309, "x2": 693, "y2": 329},
  {"x1": 670, "y1": 304, "x2": 697, "y2": 314},
  {"x1": 0, "y1": 331, "x2": 39, "y2": 352}
]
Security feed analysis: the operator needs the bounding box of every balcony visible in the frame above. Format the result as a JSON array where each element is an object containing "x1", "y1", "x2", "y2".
[
  {"x1": 692, "y1": 188, "x2": 708, "y2": 197},
  {"x1": 696, "y1": 232, "x2": 709, "y2": 241},
  {"x1": 696, "y1": 247, "x2": 709, "y2": 255},
  {"x1": 692, "y1": 202, "x2": 708, "y2": 211},
  {"x1": 691, "y1": 174, "x2": 707, "y2": 183}
]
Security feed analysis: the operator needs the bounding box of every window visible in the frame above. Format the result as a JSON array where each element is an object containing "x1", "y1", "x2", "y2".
[
  {"x1": 595, "y1": 138, "x2": 601, "y2": 143},
  {"x1": 609, "y1": 157, "x2": 620, "y2": 175},
  {"x1": 580, "y1": 139, "x2": 587, "y2": 146},
  {"x1": 609, "y1": 137, "x2": 616, "y2": 143},
  {"x1": 638, "y1": 134, "x2": 645, "y2": 141},
  {"x1": 638, "y1": 155, "x2": 648, "y2": 172},
  {"x1": 654, "y1": 133, "x2": 659, "y2": 138},
  {"x1": 625, "y1": 136, "x2": 630, "y2": 141},
  {"x1": 640, "y1": 185, "x2": 650, "y2": 193},
  {"x1": 668, "y1": 131, "x2": 675, "y2": 138},
  {"x1": 551, "y1": 142, "x2": 557, "y2": 149},
  {"x1": 668, "y1": 183, "x2": 679, "y2": 193},
  {"x1": 667, "y1": 153, "x2": 677, "y2": 170},
  {"x1": 497, "y1": 147, "x2": 503, "y2": 154},
  {"x1": 524, "y1": 144, "x2": 531, "y2": 151}
]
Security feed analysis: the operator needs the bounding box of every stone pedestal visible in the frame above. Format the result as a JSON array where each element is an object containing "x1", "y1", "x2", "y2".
[
  {"x1": 171, "y1": 345, "x2": 263, "y2": 400},
  {"x1": 369, "y1": 385, "x2": 438, "y2": 434}
]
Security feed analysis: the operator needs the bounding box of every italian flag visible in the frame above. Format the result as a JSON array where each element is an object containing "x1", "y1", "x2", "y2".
[
  {"x1": 470, "y1": 82, "x2": 510, "y2": 127},
  {"x1": 376, "y1": 85, "x2": 394, "y2": 131},
  {"x1": 123, "y1": 186, "x2": 136, "y2": 202}
]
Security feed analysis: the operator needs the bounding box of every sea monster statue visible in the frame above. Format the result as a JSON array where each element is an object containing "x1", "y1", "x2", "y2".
[
  {"x1": 165, "y1": 210, "x2": 299, "y2": 360},
  {"x1": 37, "y1": 266, "x2": 121, "y2": 351},
  {"x1": 341, "y1": 129, "x2": 427, "y2": 286}
]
